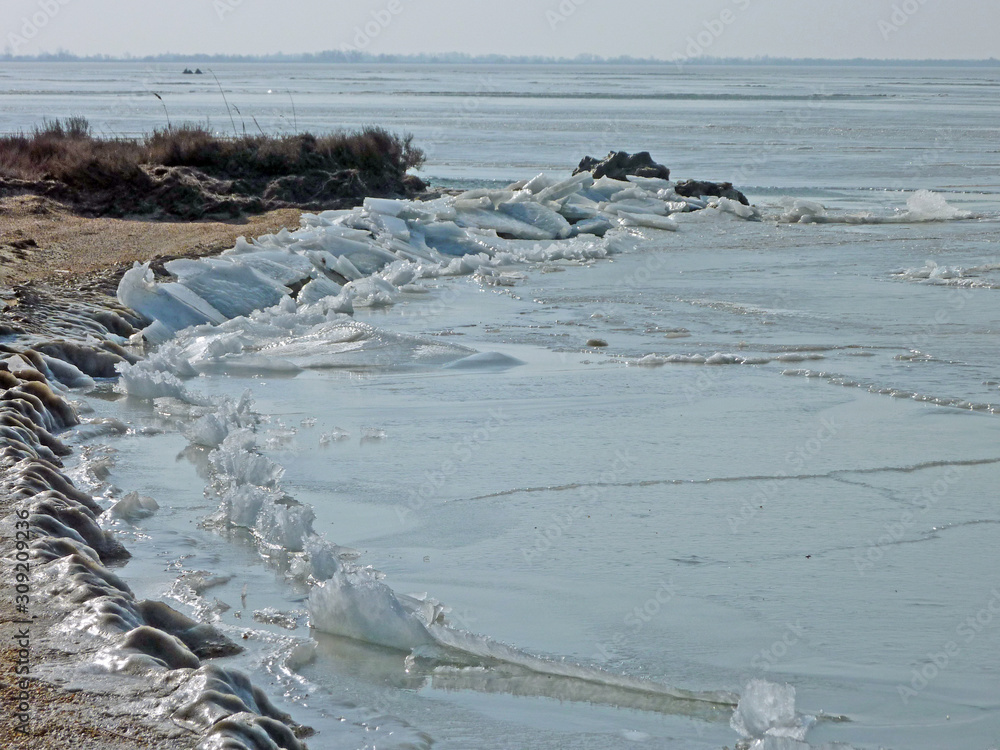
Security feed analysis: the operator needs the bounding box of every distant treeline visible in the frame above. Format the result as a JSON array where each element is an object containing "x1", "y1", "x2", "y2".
[{"x1": 3, "y1": 50, "x2": 999, "y2": 67}]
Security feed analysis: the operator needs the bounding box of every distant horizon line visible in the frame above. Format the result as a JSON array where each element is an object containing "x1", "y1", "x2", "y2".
[{"x1": 3, "y1": 50, "x2": 1000, "y2": 66}]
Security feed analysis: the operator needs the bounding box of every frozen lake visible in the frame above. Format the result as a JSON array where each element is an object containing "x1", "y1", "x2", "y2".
[{"x1": 23, "y1": 62, "x2": 1000, "y2": 749}]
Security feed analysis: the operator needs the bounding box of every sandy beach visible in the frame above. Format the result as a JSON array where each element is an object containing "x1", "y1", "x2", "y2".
[{"x1": 1, "y1": 192, "x2": 301, "y2": 288}]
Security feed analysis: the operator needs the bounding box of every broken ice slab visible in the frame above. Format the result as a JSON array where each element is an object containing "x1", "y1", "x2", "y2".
[
  {"x1": 600, "y1": 199, "x2": 669, "y2": 217},
  {"x1": 497, "y1": 201, "x2": 573, "y2": 239},
  {"x1": 454, "y1": 207, "x2": 555, "y2": 241},
  {"x1": 569, "y1": 217, "x2": 615, "y2": 237},
  {"x1": 618, "y1": 211, "x2": 680, "y2": 232},
  {"x1": 532, "y1": 172, "x2": 594, "y2": 203}
]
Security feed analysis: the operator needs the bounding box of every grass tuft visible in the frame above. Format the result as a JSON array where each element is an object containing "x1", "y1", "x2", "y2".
[{"x1": 0, "y1": 117, "x2": 426, "y2": 215}]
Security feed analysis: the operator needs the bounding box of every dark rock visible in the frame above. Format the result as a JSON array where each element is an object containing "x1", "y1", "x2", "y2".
[
  {"x1": 574, "y1": 151, "x2": 670, "y2": 181},
  {"x1": 674, "y1": 179, "x2": 749, "y2": 206}
]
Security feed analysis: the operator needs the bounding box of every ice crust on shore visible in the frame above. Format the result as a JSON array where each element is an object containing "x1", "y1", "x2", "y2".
[
  {"x1": 11, "y1": 173, "x2": 951, "y2": 747},
  {"x1": 115, "y1": 168, "x2": 769, "y2": 348},
  {"x1": 111, "y1": 169, "x2": 794, "y2": 380},
  {"x1": 632, "y1": 352, "x2": 826, "y2": 368},
  {"x1": 104, "y1": 169, "x2": 968, "y2": 742},
  {"x1": 118, "y1": 186, "x2": 968, "y2": 349},
  {"x1": 781, "y1": 367, "x2": 1000, "y2": 414},
  {"x1": 0, "y1": 363, "x2": 309, "y2": 750},
  {"x1": 891, "y1": 259, "x2": 1000, "y2": 288},
  {"x1": 121, "y1": 307, "x2": 744, "y2": 725},
  {"x1": 109, "y1": 291, "x2": 745, "y2": 723}
]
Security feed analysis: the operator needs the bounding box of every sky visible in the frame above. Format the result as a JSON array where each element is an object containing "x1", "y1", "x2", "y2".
[{"x1": 4, "y1": 0, "x2": 999, "y2": 60}]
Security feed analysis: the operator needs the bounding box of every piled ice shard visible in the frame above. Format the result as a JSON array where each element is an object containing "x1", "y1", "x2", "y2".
[
  {"x1": 118, "y1": 170, "x2": 759, "y2": 344},
  {"x1": 108, "y1": 166, "x2": 767, "y2": 725}
]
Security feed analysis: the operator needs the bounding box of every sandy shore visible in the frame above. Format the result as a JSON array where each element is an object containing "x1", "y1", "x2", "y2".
[
  {"x1": 1, "y1": 193, "x2": 302, "y2": 288},
  {"x1": 1, "y1": 197, "x2": 307, "y2": 748}
]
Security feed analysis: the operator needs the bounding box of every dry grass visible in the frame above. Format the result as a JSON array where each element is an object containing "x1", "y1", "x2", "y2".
[
  {"x1": 0, "y1": 118, "x2": 146, "y2": 189},
  {"x1": 144, "y1": 124, "x2": 424, "y2": 180},
  {"x1": 0, "y1": 118, "x2": 424, "y2": 191}
]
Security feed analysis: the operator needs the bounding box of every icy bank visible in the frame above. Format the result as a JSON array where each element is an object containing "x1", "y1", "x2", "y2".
[
  {"x1": 165, "y1": 379, "x2": 740, "y2": 717},
  {"x1": 117, "y1": 168, "x2": 762, "y2": 346},
  {"x1": 116, "y1": 171, "x2": 973, "y2": 353},
  {"x1": 0, "y1": 358, "x2": 309, "y2": 749},
  {"x1": 106, "y1": 165, "x2": 906, "y2": 742}
]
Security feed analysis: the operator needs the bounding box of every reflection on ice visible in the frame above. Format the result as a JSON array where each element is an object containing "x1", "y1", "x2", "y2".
[
  {"x1": 305, "y1": 568, "x2": 739, "y2": 722},
  {"x1": 305, "y1": 630, "x2": 736, "y2": 725},
  {"x1": 444, "y1": 351, "x2": 526, "y2": 371}
]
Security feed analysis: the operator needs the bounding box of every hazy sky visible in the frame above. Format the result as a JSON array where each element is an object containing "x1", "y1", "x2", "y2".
[{"x1": 5, "y1": 0, "x2": 999, "y2": 60}]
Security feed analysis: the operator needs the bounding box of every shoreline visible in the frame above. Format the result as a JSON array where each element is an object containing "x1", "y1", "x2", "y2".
[
  {"x1": 1, "y1": 199, "x2": 313, "y2": 749},
  {"x1": 1, "y1": 194, "x2": 303, "y2": 339},
  {"x1": 4, "y1": 174, "x2": 993, "y2": 746},
  {"x1": 0, "y1": 163, "x2": 674, "y2": 748},
  {"x1": 1, "y1": 192, "x2": 303, "y2": 290}
]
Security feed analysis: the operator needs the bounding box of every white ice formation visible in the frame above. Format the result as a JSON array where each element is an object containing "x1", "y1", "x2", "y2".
[
  {"x1": 0, "y1": 363, "x2": 307, "y2": 750},
  {"x1": 731, "y1": 679, "x2": 816, "y2": 743},
  {"x1": 116, "y1": 171, "x2": 763, "y2": 347},
  {"x1": 16, "y1": 171, "x2": 961, "y2": 747},
  {"x1": 778, "y1": 189, "x2": 974, "y2": 224},
  {"x1": 105, "y1": 170, "x2": 771, "y2": 722},
  {"x1": 113, "y1": 171, "x2": 965, "y2": 736}
]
